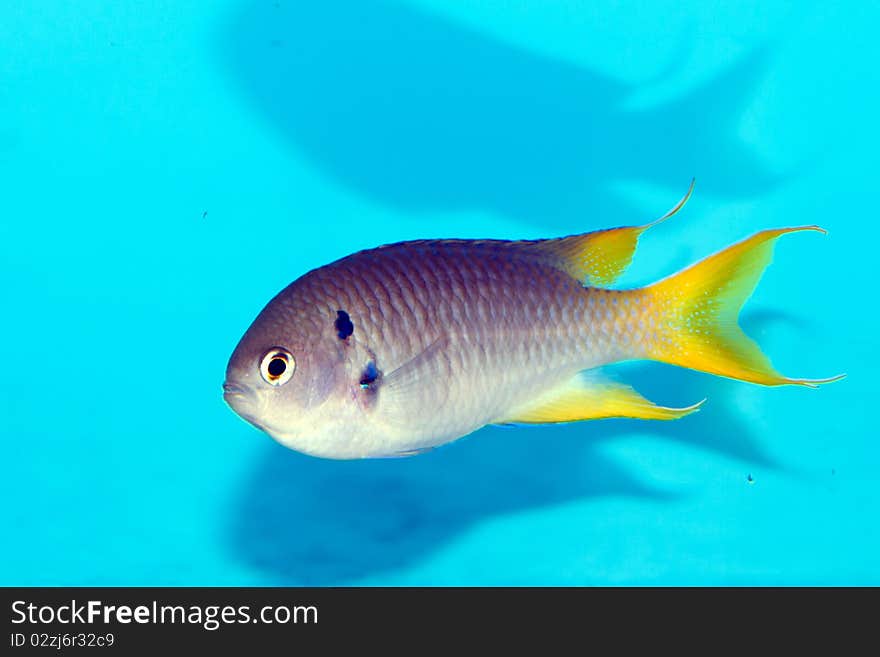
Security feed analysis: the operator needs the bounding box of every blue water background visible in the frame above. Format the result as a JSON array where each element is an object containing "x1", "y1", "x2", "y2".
[{"x1": 1, "y1": 1, "x2": 876, "y2": 585}]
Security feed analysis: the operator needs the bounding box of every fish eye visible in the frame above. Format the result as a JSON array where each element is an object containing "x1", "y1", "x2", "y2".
[{"x1": 259, "y1": 347, "x2": 295, "y2": 386}]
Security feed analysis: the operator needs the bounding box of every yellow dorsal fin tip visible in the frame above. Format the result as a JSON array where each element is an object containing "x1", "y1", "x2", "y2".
[
  {"x1": 644, "y1": 178, "x2": 696, "y2": 230},
  {"x1": 529, "y1": 179, "x2": 698, "y2": 287}
]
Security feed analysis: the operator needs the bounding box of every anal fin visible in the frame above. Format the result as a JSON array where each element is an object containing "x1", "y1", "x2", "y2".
[{"x1": 495, "y1": 372, "x2": 703, "y2": 425}]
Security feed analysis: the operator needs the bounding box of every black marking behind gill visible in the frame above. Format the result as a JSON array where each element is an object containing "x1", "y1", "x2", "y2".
[
  {"x1": 359, "y1": 361, "x2": 379, "y2": 389},
  {"x1": 335, "y1": 310, "x2": 354, "y2": 340}
]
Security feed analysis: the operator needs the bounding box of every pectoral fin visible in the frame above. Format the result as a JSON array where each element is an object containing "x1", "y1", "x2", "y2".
[
  {"x1": 377, "y1": 335, "x2": 451, "y2": 427},
  {"x1": 382, "y1": 335, "x2": 450, "y2": 395},
  {"x1": 495, "y1": 372, "x2": 703, "y2": 425}
]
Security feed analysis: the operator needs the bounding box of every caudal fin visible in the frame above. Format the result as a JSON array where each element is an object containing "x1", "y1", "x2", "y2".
[{"x1": 642, "y1": 226, "x2": 844, "y2": 387}]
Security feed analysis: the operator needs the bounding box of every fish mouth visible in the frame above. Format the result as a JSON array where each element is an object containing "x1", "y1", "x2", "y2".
[
  {"x1": 222, "y1": 380, "x2": 292, "y2": 442},
  {"x1": 222, "y1": 381, "x2": 249, "y2": 398},
  {"x1": 222, "y1": 381, "x2": 263, "y2": 428}
]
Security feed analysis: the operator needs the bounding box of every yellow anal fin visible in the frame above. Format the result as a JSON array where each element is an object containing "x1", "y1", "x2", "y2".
[
  {"x1": 495, "y1": 374, "x2": 703, "y2": 425},
  {"x1": 531, "y1": 179, "x2": 694, "y2": 286}
]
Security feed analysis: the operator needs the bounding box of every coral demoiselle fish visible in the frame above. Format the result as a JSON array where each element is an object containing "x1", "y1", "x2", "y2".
[{"x1": 223, "y1": 182, "x2": 842, "y2": 459}]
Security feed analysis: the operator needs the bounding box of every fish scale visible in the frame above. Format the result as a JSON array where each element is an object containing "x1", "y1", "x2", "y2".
[{"x1": 302, "y1": 244, "x2": 629, "y2": 443}]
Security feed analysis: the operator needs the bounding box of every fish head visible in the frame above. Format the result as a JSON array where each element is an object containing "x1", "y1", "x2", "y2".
[{"x1": 223, "y1": 295, "x2": 351, "y2": 454}]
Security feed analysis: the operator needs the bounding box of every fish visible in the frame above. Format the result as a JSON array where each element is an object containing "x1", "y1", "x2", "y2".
[{"x1": 223, "y1": 182, "x2": 843, "y2": 459}]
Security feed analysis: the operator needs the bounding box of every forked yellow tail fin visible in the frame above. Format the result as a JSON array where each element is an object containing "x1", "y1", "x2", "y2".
[{"x1": 643, "y1": 226, "x2": 844, "y2": 387}]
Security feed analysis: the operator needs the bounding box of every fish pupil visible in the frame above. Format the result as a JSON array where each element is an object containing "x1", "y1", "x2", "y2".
[{"x1": 268, "y1": 358, "x2": 287, "y2": 377}]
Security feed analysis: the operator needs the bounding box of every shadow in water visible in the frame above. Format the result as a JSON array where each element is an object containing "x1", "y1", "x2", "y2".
[
  {"x1": 229, "y1": 362, "x2": 780, "y2": 584},
  {"x1": 224, "y1": 0, "x2": 779, "y2": 228}
]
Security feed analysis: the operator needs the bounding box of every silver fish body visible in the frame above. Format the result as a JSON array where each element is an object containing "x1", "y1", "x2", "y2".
[
  {"x1": 224, "y1": 188, "x2": 841, "y2": 459},
  {"x1": 225, "y1": 239, "x2": 639, "y2": 458}
]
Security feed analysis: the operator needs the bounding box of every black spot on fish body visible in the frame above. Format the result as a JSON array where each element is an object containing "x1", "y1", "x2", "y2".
[
  {"x1": 335, "y1": 310, "x2": 354, "y2": 340},
  {"x1": 354, "y1": 359, "x2": 384, "y2": 413},
  {"x1": 359, "y1": 361, "x2": 379, "y2": 389}
]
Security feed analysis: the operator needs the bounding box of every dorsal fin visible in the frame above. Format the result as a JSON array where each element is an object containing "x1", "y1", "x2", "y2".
[{"x1": 527, "y1": 179, "x2": 695, "y2": 286}]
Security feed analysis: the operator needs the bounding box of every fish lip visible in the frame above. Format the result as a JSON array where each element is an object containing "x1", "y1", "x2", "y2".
[
  {"x1": 222, "y1": 380, "x2": 254, "y2": 413},
  {"x1": 222, "y1": 382, "x2": 298, "y2": 445},
  {"x1": 223, "y1": 381, "x2": 266, "y2": 429},
  {"x1": 222, "y1": 381, "x2": 248, "y2": 397}
]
